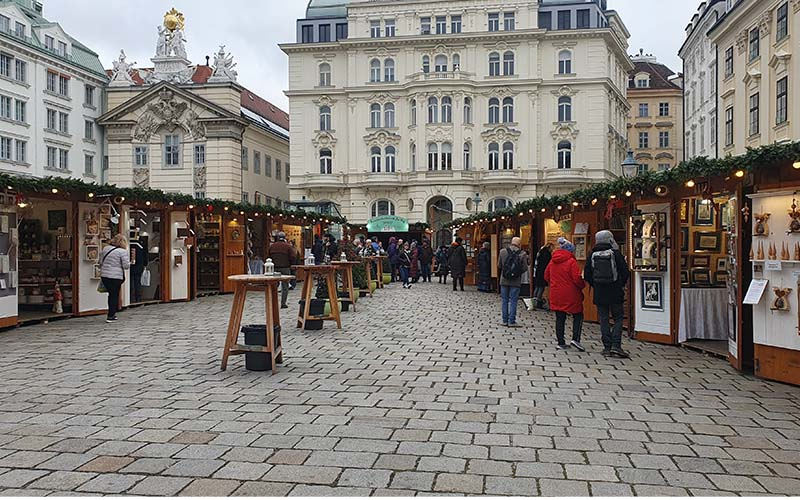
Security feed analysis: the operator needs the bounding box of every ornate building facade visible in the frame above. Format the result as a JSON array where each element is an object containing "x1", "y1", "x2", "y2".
[
  {"x1": 98, "y1": 10, "x2": 290, "y2": 205},
  {"x1": 282, "y1": 0, "x2": 632, "y2": 227},
  {"x1": 626, "y1": 51, "x2": 684, "y2": 174},
  {"x1": 0, "y1": 0, "x2": 107, "y2": 180},
  {"x1": 710, "y1": 0, "x2": 799, "y2": 157}
]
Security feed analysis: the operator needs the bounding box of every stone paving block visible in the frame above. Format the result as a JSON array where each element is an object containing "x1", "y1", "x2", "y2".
[
  {"x1": 289, "y1": 485, "x2": 372, "y2": 496},
  {"x1": 374, "y1": 454, "x2": 418, "y2": 471},
  {"x1": 87, "y1": 440, "x2": 144, "y2": 456},
  {"x1": 390, "y1": 471, "x2": 435, "y2": 491},
  {"x1": 36, "y1": 452, "x2": 94, "y2": 471},
  {"x1": 120, "y1": 458, "x2": 176, "y2": 474},
  {"x1": 262, "y1": 465, "x2": 341, "y2": 485},
  {"x1": 662, "y1": 470, "x2": 714, "y2": 489},
  {"x1": 337, "y1": 468, "x2": 392, "y2": 488},
  {"x1": 442, "y1": 443, "x2": 488, "y2": 459},
  {"x1": 0, "y1": 488, "x2": 51, "y2": 496},
  {"x1": 586, "y1": 451, "x2": 631, "y2": 467},
  {"x1": 77, "y1": 456, "x2": 134, "y2": 473},
  {"x1": 467, "y1": 459, "x2": 512, "y2": 477},
  {"x1": 174, "y1": 444, "x2": 230, "y2": 460},
  {"x1": 673, "y1": 456, "x2": 725, "y2": 473},
  {"x1": 373, "y1": 488, "x2": 417, "y2": 496},
  {"x1": 76, "y1": 473, "x2": 144, "y2": 494},
  {"x1": 485, "y1": 476, "x2": 537, "y2": 495},
  {"x1": 128, "y1": 476, "x2": 194, "y2": 496},
  {"x1": 755, "y1": 476, "x2": 800, "y2": 495},
  {"x1": 539, "y1": 478, "x2": 590, "y2": 497},
  {"x1": 396, "y1": 441, "x2": 443, "y2": 457},
  {"x1": 515, "y1": 462, "x2": 565, "y2": 479},
  {"x1": 706, "y1": 474, "x2": 766, "y2": 493},
  {"x1": 0, "y1": 469, "x2": 49, "y2": 488},
  {"x1": 171, "y1": 432, "x2": 218, "y2": 445},
  {"x1": 295, "y1": 437, "x2": 339, "y2": 451},
  {"x1": 5, "y1": 436, "x2": 62, "y2": 451},
  {"x1": 213, "y1": 461, "x2": 272, "y2": 481},
  {"x1": 0, "y1": 451, "x2": 56, "y2": 468},
  {"x1": 536, "y1": 448, "x2": 586, "y2": 464},
  {"x1": 633, "y1": 484, "x2": 690, "y2": 496},
  {"x1": 178, "y1": 478, "x2": 241, "y2": 496},
  {"x1": 565, "y1": 464, "x2": 618, "y2": 482},
  {"x1": 416, "y1": 456, "x2": 466, "y2": 473},
  {"x1": 130, "y1": 443, "x2": 187, "y2": 459},
  {"x1": 590, "y1": 481, "x2": 633, "y2": 496},
  {"x1": 163, "y1": 459, "x2": 225, "y2": 477},
  {"x1": 334, "y1": 438, "x2": 397, "y2": 454},
  {"x1": 231, "y1": 481, "x2": 294, "y2": 496},
  {"x1": 433, "y1": 472, "x2": 483, "y2": 494},
  {"x1": 616, "y1": 467, "x2": 666, "y2": 485},
  {"x1": 489, "y1": 446, "x2": 537, "y2": 462},
  {"x1": 45, "y1": 438, "x2": 101, "y2": 454},
  {"x1": 267, "y1": 449, "x2": 311, "y2": 465},
  {"x1": 630, "y1": 453, "x2": 677, "y2": 470}
]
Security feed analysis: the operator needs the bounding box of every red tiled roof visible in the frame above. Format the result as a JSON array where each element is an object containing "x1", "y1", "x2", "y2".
[
  {"x1": 628, "y1": 61, "x2": 682, "y2": 91},
  {"x1": 104, "y1": 65, "x2": 289, "y2": 129}
]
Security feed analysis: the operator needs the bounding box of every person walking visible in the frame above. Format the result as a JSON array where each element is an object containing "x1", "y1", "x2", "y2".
[
  {"x1": 585, "y1": 230, "x2": 631, "y2": 358},
  {"x1": 545, "y1": 238, "x2": 586, "y2": 351},
  {"x1": 476, "y1": 242, "x2": 492, "y2": 292},
  {"x1": 399, "y1": 242, "x2": 413, "y2": 289},
  {"x1": 498, "y1": 237, "x2": 529, "y2": 328},
  {"x1": 387, "y1": 237, "x2": 399, "y2": 282},
  {"x1": 419, "y1": 240, "x2": 434, "y2": 283},
  {"x1": 99, "y1": 234, "x2": 131, "y2": 324},
  {"x1": 532, "y1": 243, "x2": 553, "y2": 310},
  {"x1": 267, "y1": 231, "x2": 298, "y2": 309},
  {"x1": 410, "y1": 241, "x2": 420, "y2": 284},
  {"x1": 448, "y1": 237, "x2": 468, "y2": 291},
  {"x1": 435, "y1": 245, "x2": 450, "y2": 284},
  {"x1": 312, "y1": 235, "x2": 324, "y2": 264}
]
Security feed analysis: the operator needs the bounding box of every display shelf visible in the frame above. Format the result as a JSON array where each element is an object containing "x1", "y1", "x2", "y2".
[
  {"x1": 630, "y1": 212, "x2": 668, "y2": 272},
  {"x1": 752, "y1": 260, "x2": 800, "y2": 264}
]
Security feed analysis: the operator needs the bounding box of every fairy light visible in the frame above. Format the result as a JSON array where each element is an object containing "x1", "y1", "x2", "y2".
[
  {"x1": 686, "y1": 179, "x2": 696, "y2": 188},
  {"x1": 625, "y1": 190, "x2": 632, "y2": 197},
  {"x1": 51, "y1": 188, "x2": 58, "y2": 194},
  {"x1": 734, "y1": 170, "x2": 745, "y2": 178}
]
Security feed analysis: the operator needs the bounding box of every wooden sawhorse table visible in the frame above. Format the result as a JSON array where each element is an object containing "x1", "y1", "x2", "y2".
[
  {"x1": 221, "y1": 274, "x2": 294, "y2": 373},
  {"x1": 292, "y1": 265, "x2": 342, "y2": 330},
  {"x1": 332, "y1": 261, "x2": 360, "y2": 312}
]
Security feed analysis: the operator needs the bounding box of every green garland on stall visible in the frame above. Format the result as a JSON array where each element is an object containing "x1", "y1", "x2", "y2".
[
  {"x1": 446, "y1": 141, "x2": 800, "y2": 228},
  {"x1": 0, "y1": 173, "x2": 348, "y2": 225}
]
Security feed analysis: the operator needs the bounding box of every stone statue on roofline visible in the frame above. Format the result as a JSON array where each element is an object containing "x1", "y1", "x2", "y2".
[
  {"x1": 209, "y1": 45, "x2": 238, "y2": 83},
  {"x1": 109, "y1": 49, "x2": 136, "y2": 87}
]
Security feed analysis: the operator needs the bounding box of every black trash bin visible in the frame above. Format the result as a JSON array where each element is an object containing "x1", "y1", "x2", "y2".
[
  {"x1": 298, "y1": 299, "x2": 325, "y2": 330},
  {"x1": 242, "y1": 324, "x2": 282, "y2": 371}
]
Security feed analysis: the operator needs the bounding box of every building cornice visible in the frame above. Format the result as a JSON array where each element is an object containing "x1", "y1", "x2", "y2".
[{"x1": 0, "y1": 35, "x2": 108, "y2": 83}]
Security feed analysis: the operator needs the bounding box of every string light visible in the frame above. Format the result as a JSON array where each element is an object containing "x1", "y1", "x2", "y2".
[
  {"x1": 734, "y1": 170, "x2": 745, "y2": 178},
  {"x1": 556, "y1": 205, "x2": 563, "y2": 211},
  {"x1": 51, "y1": 188, "x2": 58, "y2": 194},
  {"x1": 145, "y1": 201, "x2": 151, "y2": 206},
  {"x1": 610, "y1": 194, "x2": 617, "y2": 199},
  {"x1": 541, "y1": 208, "x2": 546, "y2": 212},
  {"x1": 188, "y1": 204, "x2": 194, "y2": 210},
  {"x1": 169, "y1": 201, "x2": 174, "y2": 206},
  {"x1": 685, "y1": 179, "x2": 696, "y2": 188},
  {"x1": 572, "y1": 201, "x2": 579, "y2": 207},
  {"x1": 88, "y1": 193, "x2": 94, "y2": 198},
  {"x1": 625, "y1": 190, "x2": 633, "y2": 197},
  {"x1": 793, "y1": 161, "x2": 800, "y2": 170},
  {"x1": 591, "y1": 198, "x2": 598, "y2": 206}
]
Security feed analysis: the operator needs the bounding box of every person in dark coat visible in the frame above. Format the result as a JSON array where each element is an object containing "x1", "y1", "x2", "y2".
[
  {"x1": 476, "y1": 242, "x2": 492, "y2": 292},
  {"x1": 435, "y1": 245, "x2": 450, "y2": 284},
  {"x1": 584, "y1": 230, "x2": 631, "y2": 358},
  {"x1": 398, "y1": 242, "x2": 413, "y2": 289},
  {"x1": 532, "y1": 243, "x2": 553, "y2": 310},
  {"x1": 410, "y1": 242, "x2": 420, "y2": 283},
  {"x1": 323, "y1": 233, "x2": 339, "y2": 262},
  {"x1": 448, "y1": 237, "x2": 468, "y2": 292},
  {"x1": 312, "y1": 235, "x2": 325, "y2": 264},
  {"x1": 387, "y1": 237, "x2": 399, "y2": 282},
  {"x1": 419, "y1": 240, "x2": 434, "y2": 282}
]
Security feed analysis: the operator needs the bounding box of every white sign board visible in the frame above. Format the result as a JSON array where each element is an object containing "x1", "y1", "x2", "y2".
[
  {"x1": 743, "y1": 279, "x2": 769, "y2": 305},
  {"x1": 765, "y1": 260, "x2": 782, "y2": 272}
]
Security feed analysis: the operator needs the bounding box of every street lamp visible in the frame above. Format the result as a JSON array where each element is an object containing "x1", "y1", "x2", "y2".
[
  {"x1": 472, "y1": 193, "x2": 482, "y2": 214},
  {"x1": 621, "y1": 150, "x2": 639, "y2": 178}
]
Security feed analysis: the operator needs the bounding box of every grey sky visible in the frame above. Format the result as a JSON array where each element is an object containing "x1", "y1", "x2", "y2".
[{"x1": 47, "y1": 0, "x2": 699, "y2": 111}]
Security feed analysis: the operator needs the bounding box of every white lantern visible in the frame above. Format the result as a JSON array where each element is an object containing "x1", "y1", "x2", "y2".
[{"x1": 264, "y1": 258, "x2": 275, "y2": 275}]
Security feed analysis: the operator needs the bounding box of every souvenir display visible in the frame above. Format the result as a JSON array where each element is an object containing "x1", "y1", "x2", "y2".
[
  {"x1": 754, "y1": 213, "x2": 770, "y2": 236},
  {"x1": 197, "y1": 214, "x2": 222, "y2": 292},
  {"x1": 771, "y1": 288, "x2": 792, "y2": 312},
  {"x1": 788, "y1": 196, "x2": 800, "y2": 233},
  {"x1": 630, "y1": 212, "x2": 667, "y2": 272}
]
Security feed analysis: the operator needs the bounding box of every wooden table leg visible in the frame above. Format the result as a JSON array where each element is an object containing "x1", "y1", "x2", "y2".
[
  {"x1": 298, "y1": 274, "x2": 313, "y2": 329},
  {"x1": 272, "y1": 283, "x2": 283, "y2": 365},
  {"x1": 326, "y1": 271, "x2": 342, "y2": 329},
  {"x1": 364, "y1": 262, "x2": 374, "y2": 297},
  {"x1": 377, "y1": 259, "x2": 384, "y2": 289},
  {"x1": 347, "y1": 268, "x2": 356, "y2": 312},
  {"x1": 265, "y1": 283, "x2": 278, "y2": 374},
  {"x1": 221, "y1": 283, "x2": 247, "y2": 371}
]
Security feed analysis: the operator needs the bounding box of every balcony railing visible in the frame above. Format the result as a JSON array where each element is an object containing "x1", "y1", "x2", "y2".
[{"x1": 407, "y1": 70, "x2": 475, "y2": 82}]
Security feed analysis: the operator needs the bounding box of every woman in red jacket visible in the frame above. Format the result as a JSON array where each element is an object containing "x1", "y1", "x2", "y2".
[{"x1": 544, "y1": 237, "x2": 586, "y2": 351}]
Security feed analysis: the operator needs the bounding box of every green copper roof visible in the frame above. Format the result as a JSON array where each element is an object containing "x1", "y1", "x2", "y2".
[
  {"x1": 306, "y1": 0, "x2": 350, "y2": 19},
  {"x1": 0, "y1": 0, "x2": 108, "y2": 79}
]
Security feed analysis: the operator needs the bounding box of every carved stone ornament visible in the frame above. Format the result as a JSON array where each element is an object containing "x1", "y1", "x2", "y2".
[
  {"x1": 484, "y1": 86, "x2": 518, "y2": 99},
  {"x1": 736, "y1": 30, "x2": 749, "y2": 55},
  {"x1": 208, "y1": 45, "x2": 238, "y2": 83},
  {"x1": 367, "y1": 93, "x2": 396, "y2": 105},
  {"x1": 759, "y1": 10, "x2": 773, "y2": 38},
  {"x1": 132, "y1": 167, "x2": 150, "y2": 188},
  {"x1": 193, "y1": 166, "x2": 207, "y2": 191},
  {"x1": 313, "y1": 95, "x2": 337, "y2": 107},
  {"x1": 481, "y1": 125, "x2": 521, "y2": 144},
  {"x1": 363, "y1": 129, "x2": 400, "y2": 147},
  {"x1": 133, "y1": 88, "x2": 206, "y2": 142},
  {"x1": 428, "y1": 127, "x2": 452, "y2": 144},
  {"x1": 109, "y1": 50, "x2": 136, "y2": 87},
  {"x1": 551, "y1": 85, "x2": 577, "y2": 98},
  {"x1": 793, "y1": 0, "x2": 800, "y2": 13},
  {"x1": 312, "y1": 131, "x2": 338, "y2": 149},
  {"x1": 550, "y1": 122, "x2": 580, "y2": 141}
]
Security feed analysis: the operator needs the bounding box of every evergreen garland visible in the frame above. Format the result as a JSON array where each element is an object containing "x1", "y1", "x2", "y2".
[{"x1": 446, "y1": 141, "x2": 800, "y2": 228}]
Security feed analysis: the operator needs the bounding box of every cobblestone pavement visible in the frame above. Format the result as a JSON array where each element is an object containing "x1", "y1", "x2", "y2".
[{"x1": 1, "y1": 282, "x2": 800, "y2": 496}]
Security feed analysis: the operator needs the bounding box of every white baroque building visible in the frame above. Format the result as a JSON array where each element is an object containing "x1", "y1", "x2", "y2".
[
  {"x1": 680, "y1": 0, "x2": 739, "y2": 160},
  {"x1": 281, "y1": 0, "x2": 632, "y2": 227},
  {"x1": 0, "y1": 0, "x2": 107, "y2": 181}
]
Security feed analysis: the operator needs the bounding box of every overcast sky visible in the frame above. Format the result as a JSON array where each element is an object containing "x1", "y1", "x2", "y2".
[{"x1": 47, "y1": 0, "x2": 700, "y2": 111}]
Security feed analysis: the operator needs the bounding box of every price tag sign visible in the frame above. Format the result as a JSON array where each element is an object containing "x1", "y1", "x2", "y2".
[
  {"x1": 743, "y1": 279, "x2": 769, "y2": 305},
  {"x1": 765, "y1": 260, "x2": 782, "y2": 272}
]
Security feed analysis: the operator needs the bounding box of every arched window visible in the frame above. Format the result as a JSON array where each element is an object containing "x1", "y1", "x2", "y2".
[
  {"x1": 427, "y1": 143, "x2": 438, "y2": 170},
  {"x1": 503, "y1": 51, "x2": 515, "y2": 75},
  {"x1": 558, "y1": 96, "x2": 572, "y2": 122},
  {"x1": 370, "y1": 59, "x2": 381, "y2": 82},
  {"x1": 558, "y1": 50, "x2": 572, "y2": 75},
  {"x1": 488, "y1": 98, "x2": 500, "y2": 124},
  {"x1": 452, "y1": 54, "x2": 461, "y2": 71},
  {"x1": 319, "y1": 148, "x2": 332, "y2": 174},
  {"x1": 370, "y1": 103, "x2": 381, "y2": 128},
  {"x1": 422, "y1": 55, "x2": 430, "y2": 74},
  {"x1": 558, "y1": 140, "x2": 572, "y2": 169},
  {"x1": 488, "y1": 198, "x2": 512, "y2": 212},
  {"x1": 319, "y1": 63, "x2": 331, "y2": 87},
  {"x1": 489, "y1": 52, "x2": 500, "y2": 77},
  {"x1": 319, "y1": 106, "x2": 331, "y2": 131},
  {"x1": 463, "y1": 142, "x2": 471, "y2": 170},
  {"x1": 371, "y1": 200, "x2": 395, "y2": 217},
  {"x1": 410, "y1": 99, "x2": 417, "y2": 126},
  {"x1": 441, "y1": 142, "x2": 453, "y2": 170},
  {"x1": 488, "y1": 142, "x2": 500, "y2": 170},
  {"x1": 384, "y1": 103, "x2": 395, "y2": 128},
  {"x1": 502, "y1": 142, "x2": 514, "y2": 170},
  {"x1": 410, "y1": 143, "x2": 417, "y2": 171},
  {"x1": 385, "y1": 146, "x2": 396, "y2": 173},
  {"x1": 370, "y1": 145, "x2": 382, "y2": 172},
  {"x1": 502, "y1": 97, "x2": 514, "y2": 123},
  {"x1": 434, "y1": 54, "x2": 448, "y2": 73},
  {"x1": 384, "y1": 58, "x2": 395, "y2": 82},
  {"x1": 441, "y1": 96, "x2": 452, "y2": 123},
  {"x1": 463, "y1": 97, "x2": 472, "y2": 124},
  {"x1": 427, "y1": 96, "x2": 438, "y2": 124}
]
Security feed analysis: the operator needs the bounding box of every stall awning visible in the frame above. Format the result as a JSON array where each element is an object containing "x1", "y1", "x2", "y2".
[{"x1": 367, "y1": 216, "x2": 409, "y2": 233}]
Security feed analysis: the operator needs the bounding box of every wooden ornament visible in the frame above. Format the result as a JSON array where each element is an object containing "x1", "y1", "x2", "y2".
[
  {"x1": 795, "y1": 242, "x2": 800, "y2": 261},
  {"x1": 768, "y1": 243, "x2": 777, "y2": 260},
  {"x1": 789, "y1": 197, "x2": 800, "y2": 233},
  {"x1": 754, "y1": 213, "x2": 771, "y2": 236},
  {"x1": 749, "y1": 247, "x2": 755, "y2": 260},
  {"x1": 782, "y1": 242, "x2": 791, "y2": 261},
  {"x1": 757, "y1": 241, "x2": 765, "y2": 260},
  {"x1": 771, "y1": 288, "x2": 792, "y2": 312}
]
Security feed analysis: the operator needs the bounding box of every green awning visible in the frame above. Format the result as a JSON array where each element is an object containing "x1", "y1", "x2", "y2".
[{"x1": 367, "y1": 216, "x2": 409, "y2": 233}]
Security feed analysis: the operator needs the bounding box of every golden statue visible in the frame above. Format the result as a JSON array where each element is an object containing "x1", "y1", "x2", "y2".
[{"x1": 163, "y1": 8, "x2": 185, "y2": 32}]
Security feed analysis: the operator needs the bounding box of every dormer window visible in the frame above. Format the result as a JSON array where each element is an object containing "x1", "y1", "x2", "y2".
[
  {"x1": 635, "y1": 73, "x2": 650, "y2": 88},
  {"x1": 57, "y1": 41, "x2": 67, "y2": 57},
  {"x1": 44, "y1": 35, "x2": 54, "y2": 51},
  {"x1": 14, "y1": 21, "x2": 25, "y2": 38}
]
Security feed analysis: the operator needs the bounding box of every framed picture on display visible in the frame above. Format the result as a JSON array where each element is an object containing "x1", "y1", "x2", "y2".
[
  {"x1": 690, "y1": 267, "x2": 712, "y2": 286},
  {"x1": 714, "y1": 271, "x2": 728, "y2": 286},
  {"x1": 86, "y1": 219, "x2": 99, "y2": 236},
  {"x1": 717, "y1": 258, "x2": 727, "y2": 272},
  {"x1": 692, "y1": 255, "x2": 711, "y2": 268},
  {"x1": 694, "y1": 200, "x2": 715, "y2": 226},
  {"x1": 680, "y1": 227, "x2": 689, "y2": 252},
  {"x1": 680, "y1": 199, "x2": 690, "y2": 224},
  {"x1": 694, "y1": 231, "x2": 722, "y2": 252},
  {"x1": 84, "y1": 245, "x2": 99, "y2": 262},
  {"x1": 641, "y1": 276, "x2": 664, "y2": 311},
  {"x1": 573, "y1": 236, "x2": 587, "y2": 260},
  {"x1": 680, "y1": 255, "x2": 688, "y2": 268},
  {"x1": 92, "y1": 264, "x2": 102, "y2": 280},
  {"x1": 680, "y1": 270, "x2": 690, "y2": 286}
]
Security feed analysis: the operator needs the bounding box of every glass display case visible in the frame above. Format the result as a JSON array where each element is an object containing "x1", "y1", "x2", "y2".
[{"x1": 630, "y1": 212, "x2": 668, "y2": 272}]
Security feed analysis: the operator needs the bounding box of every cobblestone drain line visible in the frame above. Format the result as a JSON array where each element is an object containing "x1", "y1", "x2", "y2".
[{"x1": 0, "y1": 283, "x2": 799, "y2": 496}]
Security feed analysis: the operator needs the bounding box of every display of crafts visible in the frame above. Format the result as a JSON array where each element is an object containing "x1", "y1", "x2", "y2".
[
  {"x1": 771, "y1": 287, "x2": 792, "y2": 312},
  {"x1": 754, "y1": 212, "x2": 770, "y2": 236},
  {"x1": 789, "y1": 196, "x2": 800, "y2": 234}
]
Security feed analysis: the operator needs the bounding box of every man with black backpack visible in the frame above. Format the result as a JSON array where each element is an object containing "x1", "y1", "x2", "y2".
[
  {"x1": 584, "y1": 230, "x2": 631, "y2": 358},
  {"x1": 498, "y1": 237, "x2": 529, "y2": 328}
]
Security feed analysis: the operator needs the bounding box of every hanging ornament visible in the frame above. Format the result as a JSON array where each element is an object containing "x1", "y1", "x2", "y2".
[
  {"x1": 754, "y1": 213, "x2": 771, "y2": 237},
  {"x1": 742, "y1": 205, "x2": 751, "y2": 223},
  {"x1": 771, "y1": 288, "x2": 792, "y2": 312},
  {"x1": 788, "y1": 195, "x2": 800, "y2": 233}
]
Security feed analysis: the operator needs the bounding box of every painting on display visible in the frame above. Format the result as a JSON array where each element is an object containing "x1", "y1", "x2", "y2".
[
  {"x1": 694, "y1": 200, "x2": 715, "y2": 226},
  {"x1": 641, "y1": 276, "x2": 664, "y2": 311}
]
